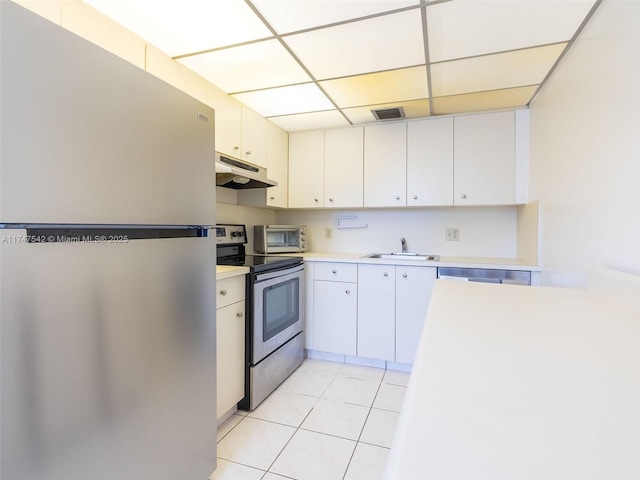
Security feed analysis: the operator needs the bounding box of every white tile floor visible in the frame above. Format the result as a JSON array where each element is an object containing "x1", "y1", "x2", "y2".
[{"x1": 210, "y1": 358, "x2": 410, "y2": 480}]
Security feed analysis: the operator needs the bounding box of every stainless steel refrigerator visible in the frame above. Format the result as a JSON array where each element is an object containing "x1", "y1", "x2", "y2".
[{"x1": 1, "y1": 3, "x2": 218, "y2": 479}]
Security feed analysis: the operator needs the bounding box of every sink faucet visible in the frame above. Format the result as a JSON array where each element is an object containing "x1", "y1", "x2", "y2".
[{"x1": 400, "y1": 237, "x2": 407, "y2": 253}]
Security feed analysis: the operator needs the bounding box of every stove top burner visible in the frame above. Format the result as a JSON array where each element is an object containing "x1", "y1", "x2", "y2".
[{"x1": 217, "y1": 254, "x2": 303, "y2": 273}]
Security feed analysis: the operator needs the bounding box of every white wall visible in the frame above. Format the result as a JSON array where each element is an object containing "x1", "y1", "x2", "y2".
[
  {"x1": 529, "y1": 0, "x2": 640, "y2": 287},
  {"x1": 277, "y1": 207, "x2": 518, "y2": 258}
]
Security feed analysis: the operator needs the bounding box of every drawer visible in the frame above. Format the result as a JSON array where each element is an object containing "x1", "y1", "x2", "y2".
[
  {"x1": 314, "y1": 262, "x2": 358, "y2": 282},
  {"x1": 217, "y1": 275, "x2": 245, "y2": 309}
]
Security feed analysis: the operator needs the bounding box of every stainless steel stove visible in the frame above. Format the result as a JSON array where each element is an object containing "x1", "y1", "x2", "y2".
[{"x1": 215, "y1": 224, "x2": 304, "y2": 410}]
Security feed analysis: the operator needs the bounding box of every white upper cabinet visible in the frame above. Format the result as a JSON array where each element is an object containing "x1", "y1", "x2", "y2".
[
  {"x1": 240, "y1": 106, "x2": 267, "y2": 167},
  {"x1": 289, "y1": 130, "x2": 325, "y2": 208},
  {"x1": 407, "y1": 117, "x2": 454, "y2": 206},
  {"x1": 237, "y1": 121, "x2": 288, "y2": 208},
  {"x1": 325, "y1": 126, "x2": 364, "y2": 208},
  {"x1": 265, "y1": 122, "x2": 288, "y2": 208},
  {"x1": 454, "y1": 111, "x2": 516, "y2": 205},
  {"x1": 212, "y1": 92, "x2": 243, "y2": 159},
  {"x1": 211, "y1": 91, "x2": 267, "y2": 168},
  {"x1": 364, "y1": 122, "x2": 407, "y2": 207}
]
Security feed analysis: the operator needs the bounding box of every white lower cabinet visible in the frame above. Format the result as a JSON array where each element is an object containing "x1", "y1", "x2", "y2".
[
  {"x1": 216, "y1": 276, "x2": 245, "y2": 421},
  {"x1": 357, "y1": 264, "x2": 396, "y2": 361},
  {"x1": 310, "y1": 261, "x2": 435, "y2": 365},
  {"x1": 312, "y1": 262, "x2": 357, "y2": 356},
  {"x1": 395, "y1": 266, "x2": 437, "y2": 364}
]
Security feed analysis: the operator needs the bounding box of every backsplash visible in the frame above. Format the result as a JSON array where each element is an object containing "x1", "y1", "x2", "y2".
[{"x1": 276, "y1": 207, "x2": 518, "y2": 258}]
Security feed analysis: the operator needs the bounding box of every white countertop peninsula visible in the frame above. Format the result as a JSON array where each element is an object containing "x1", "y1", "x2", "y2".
[{"x1": 384, "y1": 280, "x2": 640, "y2": 480}]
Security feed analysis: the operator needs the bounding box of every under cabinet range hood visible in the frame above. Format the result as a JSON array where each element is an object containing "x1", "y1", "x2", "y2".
[{"x1": 215, "y1": 153, "x2": 277, "y2": 189}]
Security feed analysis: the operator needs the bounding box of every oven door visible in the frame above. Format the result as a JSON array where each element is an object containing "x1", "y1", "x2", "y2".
[{"x1": 252, "y1": 263, "x2": 304, "y2": 364}]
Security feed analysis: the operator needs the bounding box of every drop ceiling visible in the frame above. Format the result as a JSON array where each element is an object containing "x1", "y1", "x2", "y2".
[{"x1": 83, "y1": 0, "x2": 600, "y2": 132}]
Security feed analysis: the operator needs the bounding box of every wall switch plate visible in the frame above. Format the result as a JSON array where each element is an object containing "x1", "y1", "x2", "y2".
[
  {"x1": 325, "y1": 227, "x2": 333, "y2": 239},
  {"x1": 445, "y1": 228, "x2": 460, "y2": 241}
]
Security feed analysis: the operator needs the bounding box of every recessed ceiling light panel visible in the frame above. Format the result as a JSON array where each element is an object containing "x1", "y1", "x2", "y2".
[
  {"x1": 232, "y1": 83, "x2": 335, "y2": 117},
  {"x1": 83, "y1": 0, "x2": 272, "y2": 56}
]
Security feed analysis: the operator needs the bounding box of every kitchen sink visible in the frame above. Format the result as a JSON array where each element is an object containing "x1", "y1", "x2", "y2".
[{"x1": 364, "y1": 253, "x2": 440, "y2": 261}]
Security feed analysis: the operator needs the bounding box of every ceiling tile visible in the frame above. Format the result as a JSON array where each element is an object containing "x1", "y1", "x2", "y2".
[
  {"x1": 232, "y1": 83, "x2": 334, "y2": 117},
  {"x1": 320, "y1": 66, "x2": 428, "y2": 108},
  {"x1": 268, "y1": 110, "x2": 350, "y2": 132},
  {"x1": 83, "y1": 0, "x2": 272, "y2": 57},
  {"x1": 427, "y1": 0, "x2": 595, "y2": 62},
  {"x1": 177, "y1": 40, "x2": 311, "y2": 93},
  {"x1": 283, "y1": 9, "x2": 425, "y2": 80},
  {"x1": 432, "y1": 86, "x2": 538, "y2": 116},
  {"x1": 343, "y1": 98, "x2": 430, "y2": 124},
  {"x1": 252, "y1": 0, "x2": 419, "y2": 34},
  {"x1": 431, "y1": 43, "x2": 567, "y2": 97}
]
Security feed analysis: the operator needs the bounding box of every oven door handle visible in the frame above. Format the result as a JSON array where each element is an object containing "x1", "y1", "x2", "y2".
[{"x1": 253, "y1": 263, "x2": 304, "y2": 283}]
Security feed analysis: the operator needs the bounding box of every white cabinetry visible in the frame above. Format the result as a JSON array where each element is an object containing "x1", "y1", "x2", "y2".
[
  {"x1": 240, "y1": 106, "x2": 267, "y2": 167},
  {"x1": 325, "y1": 127, "x2": 364, "y2": 208},
  {"x1": 364, "y1": 123, "x2": 407, "y2": 207},
  {"x1": 216, "y1": 275, "x2": 245, "y2": 421},
  {"x1": 407, "y1": 118, "x2": 454, "y2": 206},
  {"x1": 357, "y1": 264, "x2": 395, "y2": 361},
  {"x1": 395, "y1": 266, "x2": 436, "y2": 364},
  {"x1": 211, "y1": 91, "x2": 267, "y2": 167},
  {"x1": 289, "y1": 130, "x2": 325, "y2": 208},
  {"x1": 454, "y1": 111, "x2": 520, "y2": 205},
  {"x1": 313, "y1": 263, "x2": 357, "y2": 355},
  {"x1": 237, "y1": 121, "x2": 288, "y2": 208}
]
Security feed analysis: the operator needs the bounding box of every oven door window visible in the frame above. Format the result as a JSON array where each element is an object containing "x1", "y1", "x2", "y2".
[{"x1": 263, "y1": 277, "x2": 299, "y2": 342}]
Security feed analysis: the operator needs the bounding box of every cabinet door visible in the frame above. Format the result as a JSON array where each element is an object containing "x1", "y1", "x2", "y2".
[
  {"x1": 213, "y1": 93, "x2": 242, "y2": 158},
  {"x1": 266, "y1": 121, "x2": 288, "y2": 208},
  {"x1": 395, "y1": 266, "x2": 436, "y2": 364},
  {"x1": 357, "y1": 264, "x2": 395, "y2": 361},
  {"x1": 407, "y1": 118, "x2": 454, "y2": 206},
  {"x1": 325, "y1": 127, "x2": 363, "y2": 208},
  {"x1": 364, "y1": 123, "x2": 407, "y2": 207},
  {"x1": 216, "y1": 300, "x2": 245, "y2": 419},
  {"x1": 289, "y1": 130, "x2": 325, "y2": 208},
  {"x1": 241, "y1": 106, "x2": 267, "y2": 167},
  {"x1": 454, "y1": 111, "x2": 515, "y2": 205},
  {"x1": 313, "y1": 280, "x2": 357, "y2": 355}
]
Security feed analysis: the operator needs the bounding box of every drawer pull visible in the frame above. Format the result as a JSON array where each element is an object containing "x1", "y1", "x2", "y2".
[
  {"x1": 383, "y1": 272, "x2": 388, "y2": 277},
  {"x1": 345, "y1": 289, "x2": 350, "y2": 294},
  {"x1": 220, "y1": 289, "x2": 227, "y2": 296},
  {"x1": 236, "y1": 312, "x2": 243, "y2": 318},
  {"x1": 332, "y1": 269, "x2": 337, "y2": 274},
  {"x1": 402, "y1": 273, "x2": 408, "y2": 278}
]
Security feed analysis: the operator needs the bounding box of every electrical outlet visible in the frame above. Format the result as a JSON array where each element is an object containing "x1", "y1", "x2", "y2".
[
  {"x1": 445, "y1": 228, "x2": 460, "y2": 241},
  {"x1": 325, "y1": 227, "x2": 333, "y2": 239}
]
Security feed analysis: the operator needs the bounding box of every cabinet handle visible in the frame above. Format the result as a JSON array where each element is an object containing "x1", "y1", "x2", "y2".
[
  {"x1": 220, "y1": 289, "x2": 227, "y2": 295},
  {"x1": 246, "y1": 150, "x2": 251, "y2": 155},
  {"x1": 383, "y1": 272, "x2": 388, "y2": 277},
  {"x1": 402, "y1": 273, "x2": 408, "y2": 278},
  {"x1": 332, "y1": 269, "x2": 337, "y2": 274},
  {"x1": 329, "y1": 198, "x2": 334, "y2": 202},
  {"x1": 413, "y1": 195, "x2": 418, "y2": 200},
  {"x1": 270, "y1": 196, "x2": 275, "y2": 200},
  {"x1": 461, "y1": 194, "x2": 467, "y2": 199},
  {"x1": 345, "y1": 289, "x2": 350, "y2": 294},
  {"x1": 236, "y1": 312, "x2": 243, "y2": 318},
  {"x1": 314, "y1": 198, "x2": 319, "y2": 202},
  {"x1": 233, "y1": 146, "x2": 239, "y2": 150},
  {"x1": 395, "y1": 195, "x2": 400, "y2": 200}
]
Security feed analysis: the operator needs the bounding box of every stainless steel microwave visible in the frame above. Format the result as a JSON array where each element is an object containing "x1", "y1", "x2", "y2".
[{"x1": 254, "y1": 225, "x2": 307, "y2": 253}]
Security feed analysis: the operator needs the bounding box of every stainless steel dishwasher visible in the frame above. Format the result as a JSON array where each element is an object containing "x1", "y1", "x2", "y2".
[{"x1": 437, "y1": 267, "x2": 531, "y2": 285}]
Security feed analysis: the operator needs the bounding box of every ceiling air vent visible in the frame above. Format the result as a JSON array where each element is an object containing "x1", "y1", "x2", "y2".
[{"x1": 371, "y1": 106, "x2": 406, "y2": 121}]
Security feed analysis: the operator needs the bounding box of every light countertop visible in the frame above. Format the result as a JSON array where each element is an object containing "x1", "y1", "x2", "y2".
[
  {"x1": 298, "y1": 251, "x2": 540, "y2": 271},
  {"x1": 216, "y1": 265, "x2": 249, "y2": 280},
  {"x1": 384, "y1": 280, "x2": 640, "y2": 480}
]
